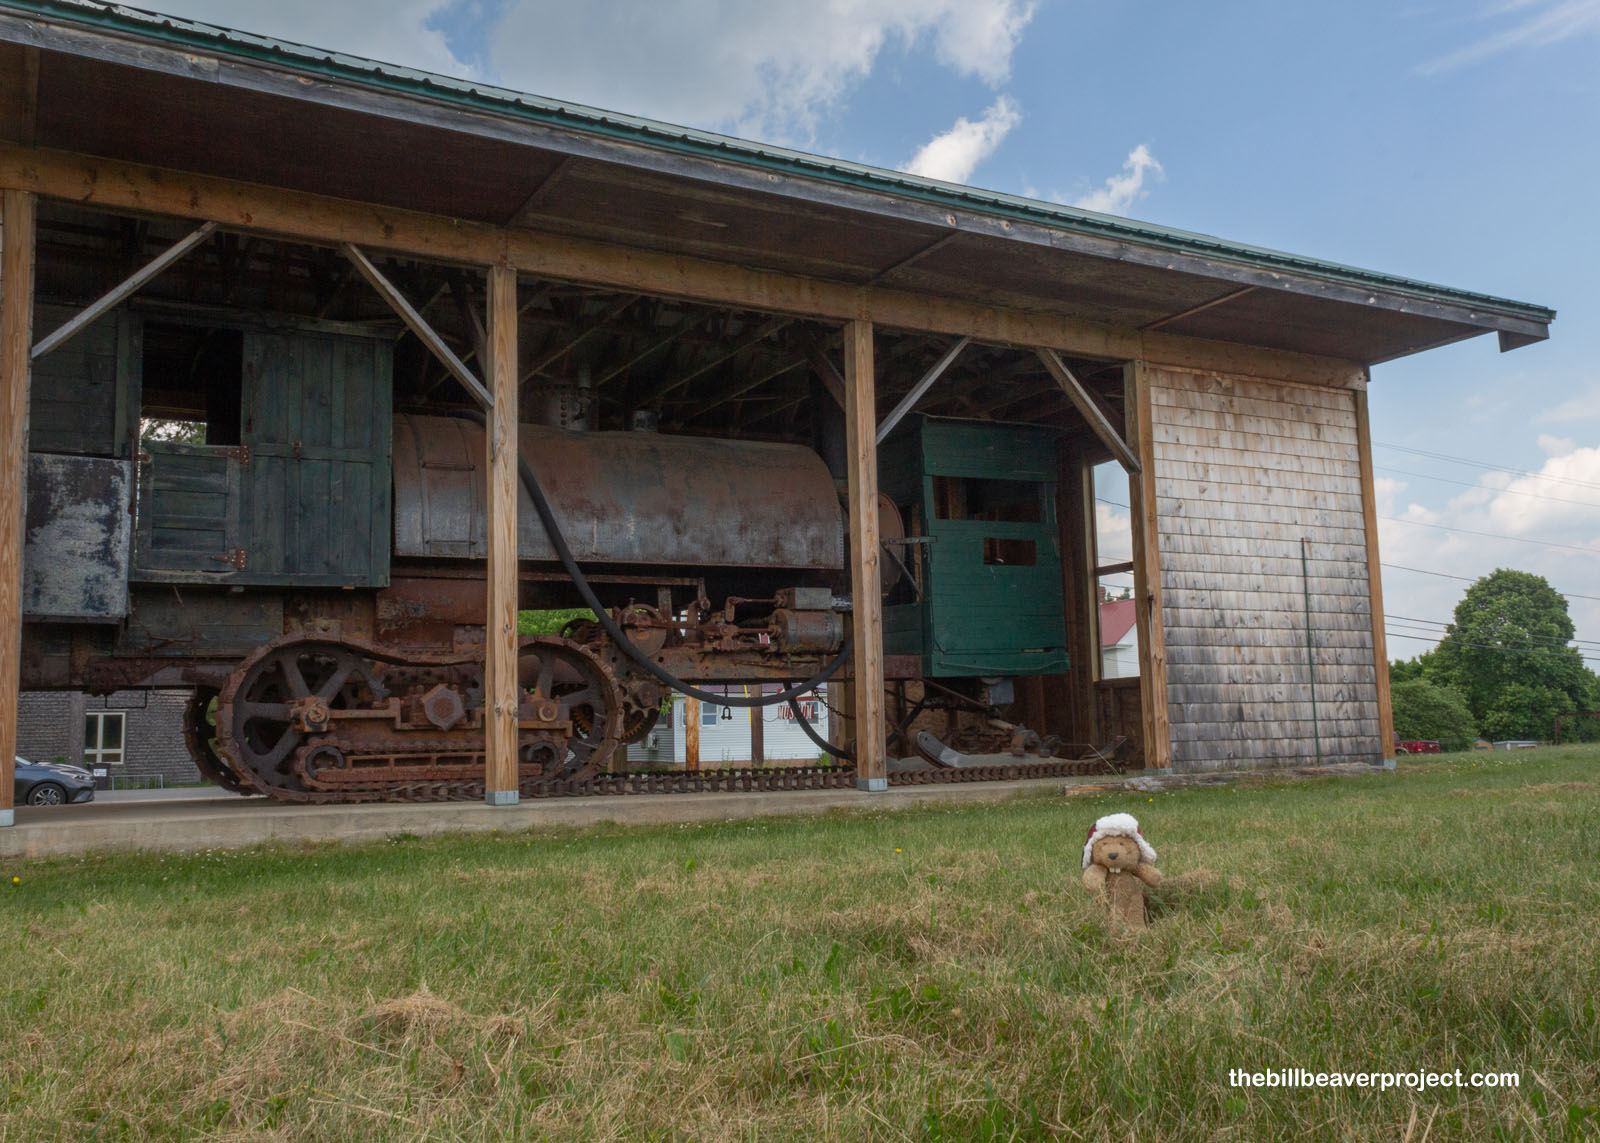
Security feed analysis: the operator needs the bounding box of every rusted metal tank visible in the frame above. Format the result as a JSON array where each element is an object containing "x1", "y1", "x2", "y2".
[{"x1": 392, "y1": 415, "x2": 845, "y2": 570}]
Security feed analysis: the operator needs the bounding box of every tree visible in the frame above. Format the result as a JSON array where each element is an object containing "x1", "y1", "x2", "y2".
[
  {"x1": 1425, "y1": 569, "x2": 1590, "y2": 738},
  {"x1": 1390, "y1": 678, "x2": 1476, "y2": 745},
  {"x1": 1479, "y1": 682, "x2": 1567, "y2": 742}
]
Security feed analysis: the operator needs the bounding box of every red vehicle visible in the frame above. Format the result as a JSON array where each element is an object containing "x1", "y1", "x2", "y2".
[{"x1": 1394, "y1": 735, "x2": 1441, "y2": 755}]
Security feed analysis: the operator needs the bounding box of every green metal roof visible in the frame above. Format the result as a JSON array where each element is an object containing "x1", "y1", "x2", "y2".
[{"x1": 1, "y1": 0, "x2": 1555, "y2": 328}]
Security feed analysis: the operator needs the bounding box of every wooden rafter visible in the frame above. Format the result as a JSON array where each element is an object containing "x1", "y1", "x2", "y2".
[
  {"x1": 641, "y1": 315, "x2": 792, "y2": 405},
  {"x1": 875, "y1": 336, "x2": 969, "y2": 444},
  {"x1": 520, "y1": 294, "x2": 636, "y2": 385}
]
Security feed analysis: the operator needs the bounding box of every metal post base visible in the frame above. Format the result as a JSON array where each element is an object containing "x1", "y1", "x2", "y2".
[
  {"x1": 485, "y1": 789, "x2": 519, "y2": 807},
  {"x1": 855, "y1": 777, "x2": 888, "y2": 792},
  {"x1": 0, "y1": 808, "x2": 12, "y2": 827},
  {"x1": 1382, "y1": 758, "x2": 1397, "y2": 771}
]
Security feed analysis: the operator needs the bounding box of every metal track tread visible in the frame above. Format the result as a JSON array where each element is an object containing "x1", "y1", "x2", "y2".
[{"x1": 220, "y1": 757, "x2": 1118, "y2": 803}]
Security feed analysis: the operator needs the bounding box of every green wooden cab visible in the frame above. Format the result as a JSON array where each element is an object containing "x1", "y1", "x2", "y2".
[
  {"x1": 880, "y1": 416, "x2": 1068, "y2": 678},
  {"x1": 126, "y1": 312, "x2": 394, "y2": 588}
]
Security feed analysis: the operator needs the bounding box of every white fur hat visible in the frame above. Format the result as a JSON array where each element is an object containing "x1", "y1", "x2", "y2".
[{"x1": 1081, "y1": 812, "x2": 1157, "y2": 869}]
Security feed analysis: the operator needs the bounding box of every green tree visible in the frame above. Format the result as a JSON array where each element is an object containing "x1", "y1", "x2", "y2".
[
  {"x1": 1425, "y1": 570, "x2": 1589, "y2": 735},
  {"x1": 1479, "y1": 682, "x2": 1567, "y2": 742},
  {"x1": 1390, "y1": 678, "x2": 1476, "y2": 746}
]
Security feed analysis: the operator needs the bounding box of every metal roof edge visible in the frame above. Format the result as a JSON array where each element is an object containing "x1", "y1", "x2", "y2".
[{"x1": 1, "y1": 0, "x2": 1557, "y2": 330}]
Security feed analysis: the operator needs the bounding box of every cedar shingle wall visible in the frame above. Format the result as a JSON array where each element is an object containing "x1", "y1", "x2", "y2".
[{"x1": 1148, "y1": 369, "x2": 1381, "y2": 769}]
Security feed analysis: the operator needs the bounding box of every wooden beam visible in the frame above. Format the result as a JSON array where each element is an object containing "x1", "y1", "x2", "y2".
[
  {"x1": 484, "y1": 261, "x2": 520, "y2": 805},
  {"x1": 1140, "y1": 285, "x2": 1256, "y2": 331},
  {"x1": 448, "y1": 271, "x2": 488, "y2": 368},
  {"x1": 875, "y1": 336, "x2": 968, "y2": 444},
  {"x1": 32, "y1": 221, "x2": 218, "y2": 360},
  {"x1": 843, "y1": 318, "x2": 887, "y2": 790},
  {"x1": 693, "y1": 355, "x2": 807, "y2": 418},
  {"x1": 1124, "y1": 362, "x2": 1172, "y2": 770},
  {"x1": 640, "y1": 315, "x2": 792, "y2": 404},
  {"x1": 506, "y1": 155, "x2": 576, "y2": 227},
  {"x1": 592, "y1": 313, "x2": 703, "y2": 387},
  {"x1": 1038, "y1": 347, "x2": 1140, "y2": 474},
  {"x1": 866, "y1": 231, "x2": 960, "y2": 284},
  {"x1": 0, "y1": 189, "x2": 37, "y2": 827},
  {"x1": 0, "y1": 145, "x2": 1371, "y2": 389},
  {"x1": 343, "y1": 243, "x2": 494, "y2": 409},
  {"x1": 1352, "y1": 386, "x2": 1396, "y2": 764},
  {"x1": 519, "y1": 294, "x2": 635, "y2": 386},
  {"x1": 802, "y1": 333, "x2": 849, "y2": 410}
]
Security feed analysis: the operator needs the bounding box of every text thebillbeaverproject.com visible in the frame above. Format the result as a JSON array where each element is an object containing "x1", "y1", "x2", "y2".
[{"x1": 1230, "y1": 1069, "x2": 1518, "y2": 1091}]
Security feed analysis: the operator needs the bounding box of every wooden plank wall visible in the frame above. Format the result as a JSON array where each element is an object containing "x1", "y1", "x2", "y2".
[{"x1": 1146, "y1": 367, "x2": 1382, "y2": 768}]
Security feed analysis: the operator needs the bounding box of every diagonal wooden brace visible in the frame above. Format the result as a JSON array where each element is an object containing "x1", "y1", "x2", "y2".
[
  {"x1": 32, "y1": 220, "x2": 218, "y2": 360},
  {"x1": 1036, "y1": 346, "x2": 1140, "y2": 474},
  {"x1": 343, "y1": 243, "x2": 494, "y2": 409}
]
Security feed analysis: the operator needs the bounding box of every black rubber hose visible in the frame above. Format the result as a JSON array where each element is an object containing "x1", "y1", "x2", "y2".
[
  {"x1": 452, "y1": 410, "x2": 852, "y2": 711},
  {"x1": 787, "y1": 692, "x2": 855, "y2": 762}
]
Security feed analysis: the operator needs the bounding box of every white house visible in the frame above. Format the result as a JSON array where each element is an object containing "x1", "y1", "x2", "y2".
[
  {"x1": 631, "y1": 685, "x2": 832, "y2": 766},
  {"x1": 1100, "y1": 596, "x2": 1140, "y2": 679}
]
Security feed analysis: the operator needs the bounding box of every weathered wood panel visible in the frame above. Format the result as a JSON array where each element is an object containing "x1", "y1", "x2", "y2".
[
  {"x1": 1149, "y1": 367, "x2": 1381, "y2": 769},
  {"x1": 1094, "y1": 678, "x2": 1143, "y2": 767},
  {"x1": 29, "y1": 302, "x2": 121, "y2": 456}
]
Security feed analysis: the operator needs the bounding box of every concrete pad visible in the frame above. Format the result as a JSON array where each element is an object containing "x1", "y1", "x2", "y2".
[{"x1": 1, "y1": 777, "x2": 1076, "y2": 860}]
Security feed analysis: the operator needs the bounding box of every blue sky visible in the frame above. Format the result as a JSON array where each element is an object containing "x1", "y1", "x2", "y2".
[{"x1": 132, "y1": 0, "x2": 1600, "y2": 657}]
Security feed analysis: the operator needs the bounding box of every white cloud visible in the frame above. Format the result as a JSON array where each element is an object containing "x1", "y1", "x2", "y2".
[
  {"x1": 1536, "y1": 386, "x2": 1600, "y2": 424},
  {"x1": 1378, "y1": 438, "x2": 1600, "y2": 659},
  {"x1": 1538, "y1": 433, "x2": 1577, "y2": 457},
  {"x1": 1071, "y1": 144, "x2": 1164, "y2": 216},
  {"x1": 488, "y1": 0, "x2": 1036, "y2": 141},
  {"x1": 1417, "y1": 0, "x2": 1600, "y2": 75},
  {"x1": 902, "y1": 97, "x2": 1021, "y2": 184}
]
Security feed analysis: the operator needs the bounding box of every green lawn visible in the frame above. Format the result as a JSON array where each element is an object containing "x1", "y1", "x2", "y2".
[{"x1": 3, "y1": 749, "x2": 1599, "y2": 1141}]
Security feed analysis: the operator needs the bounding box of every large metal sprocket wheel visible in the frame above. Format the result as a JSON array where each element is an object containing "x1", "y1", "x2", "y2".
[
  {"x1": 520, "y1": 638, "x2": 624, "y2": 780},
  {"x1": 219, "y1": 641, "x2": 386, "y2": 794},
  {"x1": 182, "y1": 688, "x2": 251, "y2": 794}
]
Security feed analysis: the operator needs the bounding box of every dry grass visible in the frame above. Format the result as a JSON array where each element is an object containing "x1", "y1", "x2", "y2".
[{"x1": 3, "y1": 747, "x2": 1599, "y2": 1141}]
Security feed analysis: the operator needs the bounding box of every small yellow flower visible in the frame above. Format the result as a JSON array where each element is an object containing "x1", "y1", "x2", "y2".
[
  {"x1": 894, "y1": 848, "x2": 902, "y2": 853},
  {"x1": 10, "y1": 876, "x2": 17, "y2": 884}
]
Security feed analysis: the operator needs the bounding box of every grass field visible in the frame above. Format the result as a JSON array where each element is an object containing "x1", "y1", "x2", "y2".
[{"x1": 4, "y1": 749, "x2": 1599, "y2": 1141}]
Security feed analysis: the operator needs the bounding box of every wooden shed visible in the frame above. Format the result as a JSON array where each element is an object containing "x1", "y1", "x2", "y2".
[{"x1": 0, "y1": 2, "x2": 1555, "y2": 823}]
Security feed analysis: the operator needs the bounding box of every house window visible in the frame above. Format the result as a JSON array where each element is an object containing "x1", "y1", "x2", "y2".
[
  {"x1": 84, "y1": 711, "x2": 126, "y2": 768},
  {"x1": 702, "y1": 703, "x2": 719, "y2": 726}
]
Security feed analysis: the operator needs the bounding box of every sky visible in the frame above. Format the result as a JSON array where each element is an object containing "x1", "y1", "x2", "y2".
[{"x1": 125, "y1": 0, "x2": 1600, "y2": 662}]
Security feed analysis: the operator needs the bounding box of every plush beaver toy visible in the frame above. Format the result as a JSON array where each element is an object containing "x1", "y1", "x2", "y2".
[{"x1": 1081, "y1": 812, "x2": 1162, "y2": 929}]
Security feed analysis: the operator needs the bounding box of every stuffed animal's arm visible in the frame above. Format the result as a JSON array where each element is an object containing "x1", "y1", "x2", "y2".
[
  {"x1": 1082, "y1": 865, "x2": 1107, "y2": 893},
  {"x1": 1133, "y1": 864, "x2": 1163, "y2": 887}
]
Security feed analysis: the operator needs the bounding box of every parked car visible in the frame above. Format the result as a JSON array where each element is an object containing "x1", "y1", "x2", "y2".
[{"x1": 12, "y1": 757, "x2": 95, "y2": 806}]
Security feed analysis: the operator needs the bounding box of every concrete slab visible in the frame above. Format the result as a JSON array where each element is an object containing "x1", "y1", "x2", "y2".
[{"x1": 1, "y1": 777, "x2": 1077, "y2": 860}]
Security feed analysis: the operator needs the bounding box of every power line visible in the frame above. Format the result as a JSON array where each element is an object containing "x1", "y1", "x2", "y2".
[
  {"x1": 1382, "y1": 562, "x2": 1600, "y2": 604},
  {"x1": 1374, "y1": 464, "x2": 1600, "y2": 510},
  {"x1": 1096, "y1": 497, "x2": 1131, "y2": 511},
  {"x1": 1386, "y1": 612, "x2": 1600, "y2": 651},
  {"x1": 1380, "y1": 515, "x2": 1600, "y2": 556},
  {"x1": 1375, "y1": 441, "x2": 1600, "y2": 494},
  {"x1": 1386, "y1": 630, "x2": 1600, "y2": 666}
]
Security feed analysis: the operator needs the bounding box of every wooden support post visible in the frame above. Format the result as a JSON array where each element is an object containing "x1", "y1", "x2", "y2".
[
  {"x1": 1124, "y1": 362, "x2": 1172, "y2": 771},
  {"x1": 843, "y1": 318, "x2": 887, "y2": 790},
  {"x1": 684, "y1": 697, "x2": 700, "y2": 770},
  {"x1": 484, "y1": 262, "x2": 519, "y2": 806},
  {"x1": 1353, "y1": 387, "x2": 1396, "y2": 765},
  {"x1": 749, "y1": 686, "x2": 765, "y2": 765},
  {"x1": 1053, "y1": 452, "x2": 1100, "y2": 745},
  {"x1": 1, "y1": 189, "x2": 37, "y2": 827}
]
